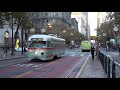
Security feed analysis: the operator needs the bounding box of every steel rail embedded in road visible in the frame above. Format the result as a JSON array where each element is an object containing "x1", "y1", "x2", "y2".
[
  {"x1": 75, "y1": 54, "x2": 90, "y2": 78},
  {"x1": 35, "y1": 56, "x2": 81, "y2": 78},
  {"x1": 64, "y1": 52, "x2": 90, "y2": 78},
  {"x1": 12, "y1": 56, "x2": 71, "y2": 78}
]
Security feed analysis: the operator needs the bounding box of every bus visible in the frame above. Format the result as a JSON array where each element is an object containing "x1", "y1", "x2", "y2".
[
  {"x1": 81, "y1": 40, "x2": 91, "y2": 52},
  {"x1": 27, "y1": 34, "x2": 66, "y2": 61}
]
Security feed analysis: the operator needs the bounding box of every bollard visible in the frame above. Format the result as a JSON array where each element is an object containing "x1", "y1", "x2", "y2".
[
  {"x1": 101, "y1": 53, "x2": 104, "y2": 69},
  {"x1": 104, "y1": 55, "x2": 107, "y2": 74},
  {"x1": 112, "y1": 61, "x2": 116, "y2": 78},
  {"x1": 107, "y1": 58, "x2": 110, "y2": 78},
  {"x1": 100, "y1": 53, "x2": 103, "y2": 67}
]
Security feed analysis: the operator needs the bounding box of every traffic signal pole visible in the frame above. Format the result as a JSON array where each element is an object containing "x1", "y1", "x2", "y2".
[{"x1": 21, "y1": 29, "x2": 24, "y2": 55}]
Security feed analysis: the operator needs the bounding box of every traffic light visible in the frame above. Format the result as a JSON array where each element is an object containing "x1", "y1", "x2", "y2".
[
  {"x1": 90, "y1": 36, "x2": 97, "y2": 40},
  {"x1": 91, "y1": 37, "x2": 93, "y2": 40}
]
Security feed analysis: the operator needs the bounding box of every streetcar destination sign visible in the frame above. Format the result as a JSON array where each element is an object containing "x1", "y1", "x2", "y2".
[{"x1": 31, "y1": 38, "x2": 43, "y2": 41}]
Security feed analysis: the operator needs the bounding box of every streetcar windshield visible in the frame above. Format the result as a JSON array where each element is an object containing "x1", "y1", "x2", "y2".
[{"x1": 29, "y1": 41, "x2": 46, "y2": 48}]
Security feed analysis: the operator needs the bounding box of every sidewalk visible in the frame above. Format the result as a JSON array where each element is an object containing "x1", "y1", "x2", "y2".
[
  {"x1": 0, "y1": 51, "x2": 26, "y2": 61},
  {"x1": 79, "y1": 55, "x2": 107, "y2": 78}
]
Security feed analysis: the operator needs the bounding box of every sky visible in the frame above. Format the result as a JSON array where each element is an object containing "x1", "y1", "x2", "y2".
[{"x1": 88, "y1": 12, "x2": 97, "y2": 36}]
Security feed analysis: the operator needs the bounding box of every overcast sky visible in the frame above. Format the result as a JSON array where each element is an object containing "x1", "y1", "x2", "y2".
[{"x1": 88, "y1": 12, "x2": 97, "y2": 36}]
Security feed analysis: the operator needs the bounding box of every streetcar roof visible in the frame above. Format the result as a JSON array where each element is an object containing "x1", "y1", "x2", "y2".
[{"x1": 28, "y1": 34, "x2": 65, "y2": 41}]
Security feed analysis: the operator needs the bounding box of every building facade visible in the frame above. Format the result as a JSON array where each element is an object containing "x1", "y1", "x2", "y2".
[
  {"x1": 27, "y1": 12, "x2": 72, "y2": 33},
  {"x1": 97, "y1": 12, "x2": 107, "y2": 28},
  {"x1": 71, "y1": 12, "x2": 81, "y2": 33},
  {"x1": 71, "y1": 12, "x2": 89, "y2": 39},
  {"x1": 0, "y1": 23, "x2": 22, "y2": 45},
  {"x1": 80, "y1": 12, "x2": 89, "y2": 39},
  {"x1": 71, "y1": 18, "x2": 78, "y2": 31}
]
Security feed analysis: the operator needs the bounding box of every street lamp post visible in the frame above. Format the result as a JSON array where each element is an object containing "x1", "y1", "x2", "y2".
[
  {"x1": 103, "y1": 33, "x2": 106, "y2": 47},
  {"x1": 21, "y1": 28, "x2": 24, "y2": 55},
  {"x1": 113, "y1": 26, "x2": 118, "y2": 50},
  {"x1": 9, "y1": 12, "x2": 15, "y2": 55}
]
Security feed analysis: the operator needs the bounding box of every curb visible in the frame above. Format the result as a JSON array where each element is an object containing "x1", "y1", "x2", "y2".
[
  {"x1": 75, "y1": 55, "x2": 90, "y2": 78},
  {"x1": 0, "y1": 56, "x2": 26, "y2": 61}
]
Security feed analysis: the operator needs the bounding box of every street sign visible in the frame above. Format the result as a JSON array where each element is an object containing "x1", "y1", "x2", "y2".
[
  {"x1": 30, "y1": 28, "x2": 35, "y2": 33},
  {"x1": 41, "y1": 28, "x2": 46, "y2": 33},
  {"x1": 113, "y1": 26, "x2": 118, "y2": 31}
]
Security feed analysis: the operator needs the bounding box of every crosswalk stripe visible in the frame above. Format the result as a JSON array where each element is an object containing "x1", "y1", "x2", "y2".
[{"x1": 80, "y1": 54, "x2": 84, "y2": 56}]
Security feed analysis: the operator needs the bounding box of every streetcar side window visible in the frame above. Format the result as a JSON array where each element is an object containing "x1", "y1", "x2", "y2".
[
  {"x1": 47, "y1": 41, "x2": 51, "y2": 47},
  {"x1": 51, "y1": 39, "x2": 54, "y2": 48}
]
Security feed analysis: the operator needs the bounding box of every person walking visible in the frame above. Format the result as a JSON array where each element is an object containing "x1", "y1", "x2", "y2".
[
  {"x1": 91, "y1": 45, "x2": 95, "y2": 60},
  {"x1": 3, "y1": 44, "x2": 8, "y2": 57},
  {"x1": 118, "y1": 45, "x2": 120, "y2": 56}
]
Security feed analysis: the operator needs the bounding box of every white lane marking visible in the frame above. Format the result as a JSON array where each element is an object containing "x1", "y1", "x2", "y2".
[
  {"x1": 106, "y1": 55, "x2": 112, "y2": 57},
  {"x1": 64, "y1": 57, "x2": 83, "y2": 78},
  {"x1": 25, "y1": 64, "x2": 34, "y2": 67},
  {"x1": 15, "y1": 64, "x2": 24, "y2": 67},
  {"x1": 32, "y1": 64, "x2": 42, "y2": 67},
  {"x1": 75, "y1": 55, "x2": 90, "y2": 78},
  {"x1": 11, "y1": 63, "x2": 42, "y2": 68},
  {"x1": 71, "y1": 54, "x2": 76, "y2": 56},
  {"x1": 80, "y1": 54, "x2": 84, "y2": 57}
]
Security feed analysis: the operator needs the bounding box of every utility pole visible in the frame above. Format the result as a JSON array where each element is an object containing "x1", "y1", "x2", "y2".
[
  {"x1": 21, "y1": 29, "x2": 24, "y2": 55},
  {"x1": 96, "y1": 21, "x2": 100, "y2": 58},
  {"x1": 85, "y1": 12, "x2": 89, "y2": 40},
  {"x1": 10, "y1": 12, "x2": 15, "y2": 55}
]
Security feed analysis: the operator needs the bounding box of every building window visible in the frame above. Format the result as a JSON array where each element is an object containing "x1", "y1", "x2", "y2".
[
  {"x1": 37, "y1": 14, "x2": 39, "y2": 18},
  {"x1": 53, "y1": 13, "x2": 56, "y2": 15},
  {"x1": 31, "y1": 13, "x2": 34, "y2": 17},
  {"x1": 55, "y1": 13, "x2": 59, "y2": 16},
  {"x1": 44, "y1": 13, "x2": 48, "y2": 17}
]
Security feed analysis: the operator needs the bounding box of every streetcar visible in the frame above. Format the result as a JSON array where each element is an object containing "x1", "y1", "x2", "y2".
[
  {"x1": 81, "y1": 40, "x2": 91, "y2": 52},
  {"x1": 27, "y1": 34, "x2": 66, "y2": 61}
]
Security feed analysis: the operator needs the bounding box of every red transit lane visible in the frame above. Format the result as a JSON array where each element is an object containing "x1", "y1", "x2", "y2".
[{"x1": 0, "y1": 52, "x2": 89, "y2": 78}]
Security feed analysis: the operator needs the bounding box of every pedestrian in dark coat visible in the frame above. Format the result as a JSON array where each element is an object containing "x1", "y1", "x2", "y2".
[
  {"x1": 118, "y1": 45, "x2": 120, "y2": 56},
  {"x1": 91, "y1": 45, "x2": 95, "y2": 60},
  {"x1": 3, "y1": 45, "x2": 8, "y2": 57}
]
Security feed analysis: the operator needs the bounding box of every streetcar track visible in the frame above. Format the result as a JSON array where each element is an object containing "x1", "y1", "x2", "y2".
[
  {"x1": 19, "y1": 56, "x2": 77, "y2": 78},
  {"x1": 0, "y1": 60, "x2": 52, "y2": 77},
  {"x1": 0, "y1": 51, "x2": 90, "y2": 78},
  {"x1": 36, "y1": 56, "x2": 82, "y2": 78},
  {"x1": 38, "y1": 52, "x2": 89, "y2": 78},
  {"x1": 12, "y1": 56, "x2": 71, "y2": 78},
  {"x1": 64, "y1": 52, "x2": 89, "y2": 78},
  {"x1": 75, "y1": 54, "x2": 90, "y2": 78}
]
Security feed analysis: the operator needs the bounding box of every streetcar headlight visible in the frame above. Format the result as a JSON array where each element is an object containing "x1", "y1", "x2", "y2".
[
  {"x1": 29, "y1": 49, "x2": 32, "y2": 52},
  {"x1": 35, "y1": 51, "x2": 38, "y2": 54},
  {"x1": 41, "y1": 52, "x2": 44, "y2": 55}
]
